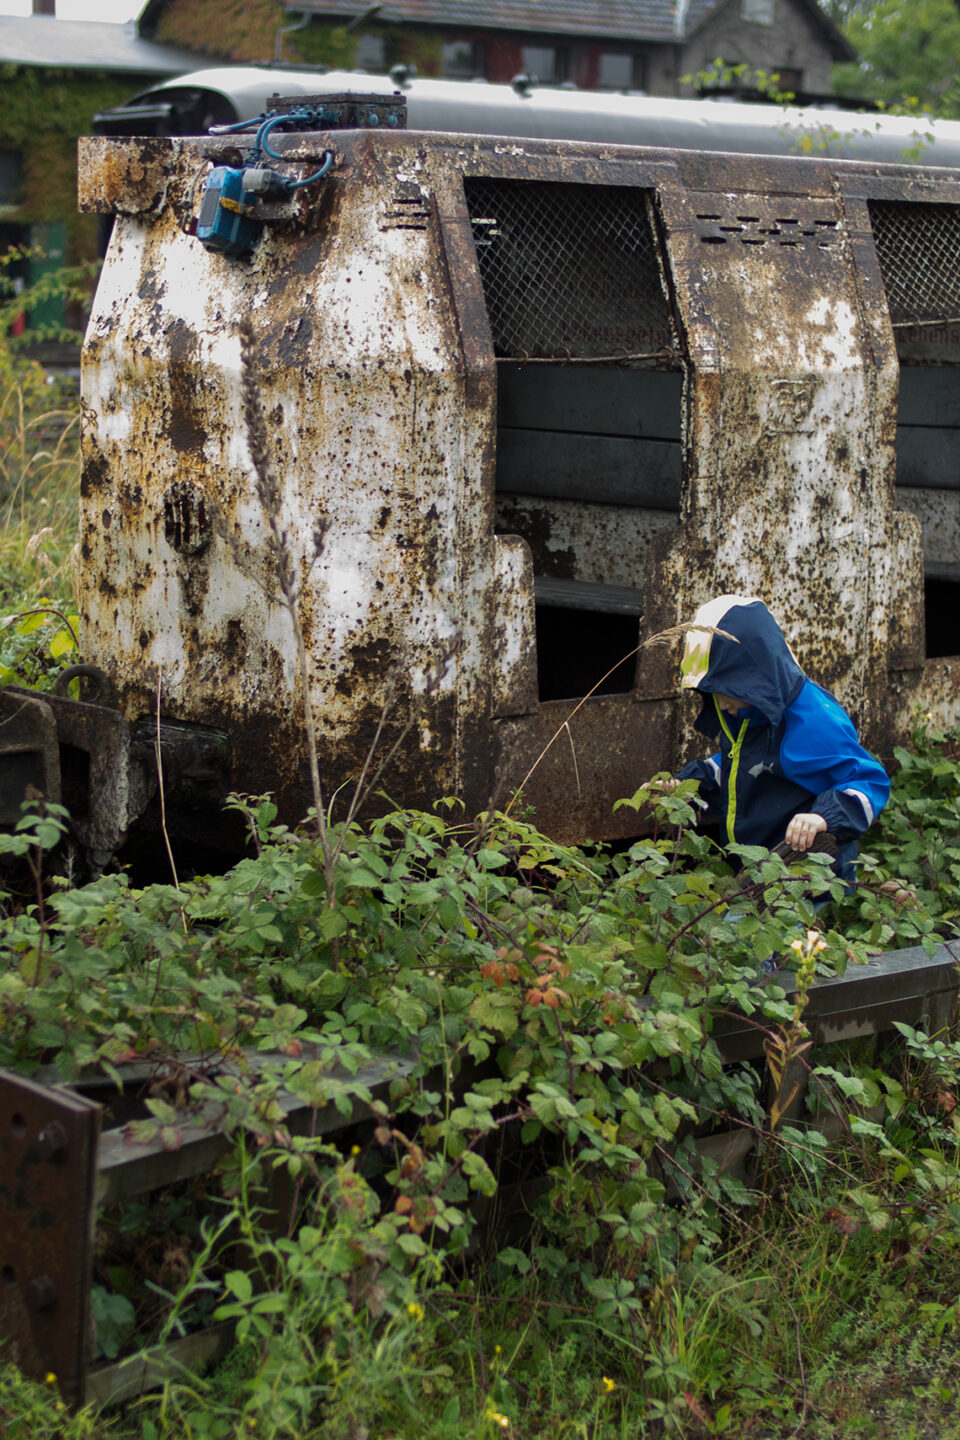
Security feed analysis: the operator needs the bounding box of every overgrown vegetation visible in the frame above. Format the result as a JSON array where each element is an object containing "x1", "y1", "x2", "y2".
[
  {"x1": 1, "y1": 765, "x2": 959, "y2": 1438},
  {"x1": 832, "y1": 0, "x2": 960, "y2": 118},
  {"x1": 4, "y1": 321, "x2": 960, "y2": 1439},
  {"x1": 0, "y1": 66, "x2": 145, "y2": 267},
  {"x1": 0, "y1": 257, "x2": 79, "y2": 682}
]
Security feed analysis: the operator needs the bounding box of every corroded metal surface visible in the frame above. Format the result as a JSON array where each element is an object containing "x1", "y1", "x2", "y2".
[
  {"x1": 495, "y1": 696, "x2": 675, "y2": 842},
  {"x1": 895, "y1": 658, "x2": 960, "y2": 737},
  {"x1": 24, "y1": 688, "x2": 145, "y2": 865},
  {"x1": 78, "y1": 136, "x2": 180, "y2": 217},
  {"x1": 897, "y1": 489, "x2": 960, "y2": 565},
  {"x1": 495, "y1": 495, "x2": 675, "y2": 587},
  {"x1": 79, "y1": 133, "x2": 498, "y2": 824},
  {"x1": 642, "y1": 179, "x2": 922, "y2": 758},
  {"x1": 75, "y1": 129, "x2": 960, "y2": 843}
]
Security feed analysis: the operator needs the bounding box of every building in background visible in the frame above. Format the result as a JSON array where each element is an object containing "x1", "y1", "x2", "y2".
[
  {"x1": 140, "y1": 0, "x2": 855, "y2": 102},
  {"x1": 0, "y1": 4, "x2": 195, "y2": 350}
]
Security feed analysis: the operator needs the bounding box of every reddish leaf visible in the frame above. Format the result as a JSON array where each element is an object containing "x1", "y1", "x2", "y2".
[{"x1": 683, "y1": 1392, "x2": 712, "y2": 1426}]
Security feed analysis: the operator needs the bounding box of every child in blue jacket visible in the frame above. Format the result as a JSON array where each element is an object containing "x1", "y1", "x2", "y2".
[{"x1": 667, "y1": 595, "x2": 889, "y2": 876}]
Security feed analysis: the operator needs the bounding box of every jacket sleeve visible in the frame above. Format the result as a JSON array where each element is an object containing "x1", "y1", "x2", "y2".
[
  {"x1": 780, "y1": 684, "x2": 890, "y2": 843},
  {"x1": 676, "y1": 754, "x2": 722, "y2": 813}
]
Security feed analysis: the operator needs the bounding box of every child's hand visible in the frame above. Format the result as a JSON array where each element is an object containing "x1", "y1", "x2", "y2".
[
  {"x1": 784, "y1": 812, "x2": 828, "y2": 852},
  {"x1": 657, "y1": 778, "x2": 681, "y2": 791}
]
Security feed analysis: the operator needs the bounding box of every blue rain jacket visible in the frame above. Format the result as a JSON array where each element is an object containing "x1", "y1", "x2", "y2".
[{"x1": 676, "y1": 599, "x2": 889, "y2": 859}]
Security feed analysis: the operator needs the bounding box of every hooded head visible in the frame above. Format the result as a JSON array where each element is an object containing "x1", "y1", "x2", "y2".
[{"x1": 680, "y1": 595, "x2": 805, "y2": 727}]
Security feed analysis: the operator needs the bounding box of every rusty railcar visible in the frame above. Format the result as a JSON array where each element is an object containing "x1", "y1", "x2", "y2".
[{"x1": 13, "y1": 117, "x2": 960, "y2": 862}]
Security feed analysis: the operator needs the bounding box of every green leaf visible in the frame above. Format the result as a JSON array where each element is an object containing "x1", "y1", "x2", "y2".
[
  {"x1": 49, "y1": 628, "x2": 76, "y2": 660},
  {"x1": 469, "y1": 990, "x2": 518, "y2": 1038},
  {"x1": 225, "y1": 1269, "x2": 253, "y2": 1304}
]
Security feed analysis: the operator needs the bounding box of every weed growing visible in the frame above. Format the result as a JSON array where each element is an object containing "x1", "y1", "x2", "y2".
[{"x1": 0, "y1": 249, "x2": 82, "y2": 682}]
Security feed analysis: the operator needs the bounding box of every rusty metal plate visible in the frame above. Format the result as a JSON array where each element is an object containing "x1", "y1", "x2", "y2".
[
  {"x1": 0, "y1": 1071, "x2": 101, "y2": 1406},
  {"x1": 74, "y1": 127, "x2": 960, "y2": 834},
  {"x1": 0, "y1": 689, "x2": 60, "y2": 823},
  {"x1": 495, "y1": 694, "x2": 676, "y2": 842}
]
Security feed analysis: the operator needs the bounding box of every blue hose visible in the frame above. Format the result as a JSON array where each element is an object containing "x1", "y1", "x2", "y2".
[{"x1": 285, "y1": 150, "x2": 334, "y2": 190}]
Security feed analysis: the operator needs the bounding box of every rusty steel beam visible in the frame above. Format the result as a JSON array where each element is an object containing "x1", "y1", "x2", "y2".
[
  {"x1": 95, "y1": 1053, "x2": 416, "y2": 1206},
  {"x1": 0, "y1": 1073, "x2": 100, "y2": 1406}
]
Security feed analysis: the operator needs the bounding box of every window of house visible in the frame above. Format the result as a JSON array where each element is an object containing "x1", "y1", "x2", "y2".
[
  {"x1": 0, "y1": 151, "x2": 23, "y2": 211},
  {"x1": 521, "y1": 46, "x2": 568, "y2": 84},
  {"x1": 741, "y1": 0, "x2": 775, "y2": 23},
  {"x1": 354, "y1": 33, "x2": 386, "y2": 71},
  {"x1": 442, "y1": 40, "x2": 482, "y2": 77},
  {"x1": 597, "y1": 53, "x2": 636, "y2": 90},
  {"x1": 774, "y1": 66, "x2": 803, "y2": 93}
]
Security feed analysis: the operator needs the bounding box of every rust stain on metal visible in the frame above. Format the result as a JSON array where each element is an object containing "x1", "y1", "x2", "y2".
[
  {"x1": 645, "y1": 182, "x2": 923, "y2": 759},
  {"x1": 78, "y1": 136, "x2": 178, "y2": 217}
]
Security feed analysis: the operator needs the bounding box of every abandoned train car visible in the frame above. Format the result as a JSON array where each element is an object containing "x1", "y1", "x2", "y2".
[
  {"x1": 12, "y1": 106, "x2": 960, "y2": 863},
  {"x1": 96, "y1": 64, "x2": 960, "y2": 169}
]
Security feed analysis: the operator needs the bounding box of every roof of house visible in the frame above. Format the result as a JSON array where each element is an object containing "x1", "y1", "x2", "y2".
[
  {"x1": 285, "y1": 0, "x2": 681, "y2": 42},
  {"x1": 0, "y1": 14, "x2": 198, "y2": 74},
  {"x1": 275, "y1": 0, "x2": 855, "y2": 55},
  {"x1": 685, "y1": 0, "x2": 855, "y2": 58}
]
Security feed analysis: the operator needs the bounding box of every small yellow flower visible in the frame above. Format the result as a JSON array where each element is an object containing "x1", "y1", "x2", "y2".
[
  {"x1": 791, "y1": 928, "x2": 827, "y2": 958},
  {"x1": 494, "y1": 1343, "x2": 502, "y2": 1354},
  {"x1": 602, "y1": 1376, "x2": 616, "y2": 1393},
  {"x1": 44, "y1": 1372, "x2": 57, "y2": 1386},
  {"x1": 350, "y1": 1144, "x2": 361, "y2": 1156},
  {"x1": 407, "y1": 1301, "x2": 424, "y2": 1320},
  {"x1": 484, "y1": 1408, "x2": 510, "y2": 1429}
]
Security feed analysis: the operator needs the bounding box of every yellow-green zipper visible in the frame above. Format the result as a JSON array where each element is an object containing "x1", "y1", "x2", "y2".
[{"x1": 714, "y1": 695, "x2": 749, "y2": 845}]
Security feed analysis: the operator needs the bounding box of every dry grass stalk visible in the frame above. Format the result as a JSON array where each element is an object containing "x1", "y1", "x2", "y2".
[{"x1": 154, "y1": 670, "x2": 188, "y2": 938}]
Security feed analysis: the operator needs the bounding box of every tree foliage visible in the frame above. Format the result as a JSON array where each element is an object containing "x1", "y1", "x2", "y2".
[{"x1": 833, "y1": 0, "x2": 960, "y2": 117}]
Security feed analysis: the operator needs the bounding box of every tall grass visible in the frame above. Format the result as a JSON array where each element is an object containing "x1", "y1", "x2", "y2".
[{"x1": 0, "y1": 375, "x2": 79, "y2": 608}]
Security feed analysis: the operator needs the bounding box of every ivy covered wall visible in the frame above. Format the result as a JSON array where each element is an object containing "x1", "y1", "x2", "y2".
[
  {"x1": 0, "y1": 64, "x2": 157, "y2": 266},
  {"x1": 156, "y1": 0, "x2": 297, "y2": 65},
  {"x1": 153, "y1": 0, "x2": 445, "y2": 75}
]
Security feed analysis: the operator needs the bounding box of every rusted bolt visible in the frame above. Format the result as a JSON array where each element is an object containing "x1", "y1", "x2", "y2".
[
  {"x1": 37, "y1": 1122, "x2": 68, "y2": 1162},
  {"x1": 25, "y1": 1276, "x2": 56, "y2": 1312}
]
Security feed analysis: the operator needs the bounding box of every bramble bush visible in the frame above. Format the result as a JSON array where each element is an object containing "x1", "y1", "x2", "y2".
[{"x1": 1, "y1": 743, "x2": 958, "y2": 1436}]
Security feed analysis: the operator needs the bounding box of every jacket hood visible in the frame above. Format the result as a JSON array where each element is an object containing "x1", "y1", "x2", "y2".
[{"x1": 680, "y1": 595, "x2": 805, "y2": 727}]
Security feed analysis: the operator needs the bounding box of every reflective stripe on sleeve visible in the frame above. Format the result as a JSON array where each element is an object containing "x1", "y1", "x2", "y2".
[{"x1": 843, "y1": 788, "x2": 874, "y2": 825}]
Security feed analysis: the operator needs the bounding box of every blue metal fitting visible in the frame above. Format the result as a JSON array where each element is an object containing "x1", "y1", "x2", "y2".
[{"x1": 196, "y1": 167, "x2": 261, "y2": 258}]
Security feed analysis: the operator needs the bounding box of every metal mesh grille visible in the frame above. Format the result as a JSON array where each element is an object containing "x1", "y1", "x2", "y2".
[
  {"x1": 465, "y1": 178, "x2": 674, "y2": 360},
  {"x1": 870, "y1": 201, "x2": 960, "y2": 326}
]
